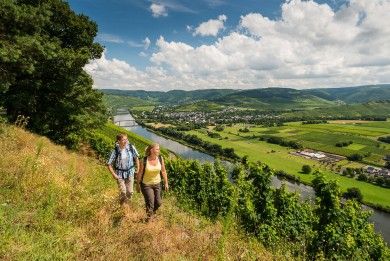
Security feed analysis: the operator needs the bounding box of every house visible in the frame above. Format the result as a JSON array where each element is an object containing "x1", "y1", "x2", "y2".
[
  {"x1": 363, "y1": 165, "x2": 382, "y2": 174},
  {"x1": 379, "y1": 168, "x2": 390, "y2": 177}
]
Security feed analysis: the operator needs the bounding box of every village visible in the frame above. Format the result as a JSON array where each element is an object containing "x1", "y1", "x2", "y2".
[{"x1": 136, "y1": 106, "x2": 282, "y2": 125}]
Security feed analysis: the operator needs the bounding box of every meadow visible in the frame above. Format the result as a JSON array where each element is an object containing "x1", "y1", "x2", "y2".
[{"x1": 184, "y1": 120, "x2": 390, "y2": 208}]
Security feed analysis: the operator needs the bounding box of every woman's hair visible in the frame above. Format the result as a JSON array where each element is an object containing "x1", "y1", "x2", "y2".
[
  {"x1": 116, "y1": 133, "x2": 127, "y2": 141},
  {"x1": 145, "y1": 143, "x2": 159, "y2": 157}
]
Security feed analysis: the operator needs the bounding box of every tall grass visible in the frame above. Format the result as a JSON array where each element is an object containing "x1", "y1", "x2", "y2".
[{"x1": 0, "y1": 124, "x2": 275, "y2": 260}]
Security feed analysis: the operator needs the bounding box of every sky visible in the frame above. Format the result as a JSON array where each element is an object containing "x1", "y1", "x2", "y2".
[{"x1": 67, "y1": 0, "x2": 390, "y2": 91}]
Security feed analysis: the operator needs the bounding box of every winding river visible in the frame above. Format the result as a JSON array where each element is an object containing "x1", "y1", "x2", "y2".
[{"x1": 114, "y1": 112, "x2": 390, "y2": 244}]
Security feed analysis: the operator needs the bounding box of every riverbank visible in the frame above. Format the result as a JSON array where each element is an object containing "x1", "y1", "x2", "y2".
[{"x1": 139, "y1": 123, "x2": 390, "y2": 213}]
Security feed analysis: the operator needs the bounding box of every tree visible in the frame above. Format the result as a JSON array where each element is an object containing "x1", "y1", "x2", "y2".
[
  {"x1": 347, "y1": 153, "x2": 363, "y2": 162},
  {"x1": 0, "y1": 0, "x2": 106, "y2": 148},
  {"x1": 214, "y1": 125, "x2": 224, "y2": 131},
  {"x1": 384, "y1": 155, "x2": 390, "y2": 170},
  {"x1": 302, "y1": 165, "x2": 312, "y2": 174},
  {"x1": 343, "y1": 187, "x2": 363, "y2": 202}
]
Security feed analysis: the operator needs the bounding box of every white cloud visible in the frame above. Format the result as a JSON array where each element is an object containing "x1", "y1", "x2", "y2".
[
  {"x1": 97, "y1": 33, "x2": 124, "y2": 44},
  {"x1": 127, "y1": 40, "x2": 144, "y2": 48},
  {"x1": 150, "y1": 3, "x2": 168, "y2": 17},
  {"x1": 139, "y1": 51, "x2": 148, "y2": 57},
  {"x1": 87, "y1": 0, "x2": 390, "y2": 90},
  {"x1": 143, "y1": 37, "x2": 151, "y2": 50},
  {"x1": 193, "y1": 15, "x2": 227, "y2": 37}
]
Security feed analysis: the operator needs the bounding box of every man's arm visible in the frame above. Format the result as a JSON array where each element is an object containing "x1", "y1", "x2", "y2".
[
  {"x1": 107, "y1": 150, "x2": 118, "y2": 180},
  {"x1": 108, "y1": 164, "x2": 118, "y2": 180}
]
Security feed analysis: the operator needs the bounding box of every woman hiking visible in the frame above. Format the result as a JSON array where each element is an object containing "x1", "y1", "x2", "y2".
[{"x1": 136, "y1": 143, "x2": 168, "y2": 221}]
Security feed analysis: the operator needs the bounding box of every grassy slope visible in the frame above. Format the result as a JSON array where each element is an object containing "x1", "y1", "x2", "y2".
[
  {"x1": 103, "y1": 94, "x2": 156, "y2": 112},
  {"x1": 186, "y1": 125, "x2": 390, "y2": 209},
  {"x1": 0, "y1": 124, "x2": 276, "y2": 260},
  {"x1": 281, "y1": 101, "x2": 390, "y2": 119}
]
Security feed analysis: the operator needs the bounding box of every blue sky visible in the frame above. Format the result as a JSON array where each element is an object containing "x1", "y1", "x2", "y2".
[{"x1": 67, "y1": 0, "x2": 390, "y2": 90}]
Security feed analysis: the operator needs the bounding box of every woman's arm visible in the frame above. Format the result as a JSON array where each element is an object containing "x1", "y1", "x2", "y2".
[
  {"x1": 136, "y1": 161, "x2": 144, "y2": 192},
  {"x1": 161, "y1": 157, "x2": 169, "y2": 191}
]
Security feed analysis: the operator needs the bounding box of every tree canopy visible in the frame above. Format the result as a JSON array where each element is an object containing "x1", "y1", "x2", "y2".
[{"x1": 0, "y1": 0, "x2": 106, "y2": 147}]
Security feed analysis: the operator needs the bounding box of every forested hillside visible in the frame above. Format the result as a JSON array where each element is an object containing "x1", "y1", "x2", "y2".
[{"x1": 101, "y1": 85, "x2": 390, "y2": 111}]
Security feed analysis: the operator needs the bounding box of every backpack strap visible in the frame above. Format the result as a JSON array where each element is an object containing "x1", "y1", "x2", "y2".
[
  {"x1": 128, "y1": 143, "x2": 136, "y2": 157},
  {"x1": 113, "y1": 146, "x2": 120, "y2": 170},
  {"x1": 141, "y1": 155, "x2": 163, "y2": 183},
  {"x1": 114, "y1": 144, "x2": 136, "y2": 171}
]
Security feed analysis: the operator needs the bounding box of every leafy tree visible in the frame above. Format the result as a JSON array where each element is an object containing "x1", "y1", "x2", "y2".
[
  {"x1": 343, "y1": 187, "x2": 363, "y2": 202},
  {"x1": 0, "y1": 0, "x2": 106, "y2": 147},
  {"x1": 347, "y1": 153, "x2": 363, "y2": 162},
  {"x1": 214, "y1": 125, "x2": 224, "y2": 131},
  {"x1": 378, "y1": 136, "x2": 390, "y2": 144},
  {"x1": 241, "y1": 155, "x2": 249, "y2": 166},
  {"x1": 357, "y1": 173, "x2": 368, "y2": 182},
  {"x1": 385, "y1": 161, "x2": 390, "y2": 170},
  {"x1": 302, "y1": 164, "x2": 312, "y2": 174},
  {"x1": 238, "y1": 127, "x2": 249, "y2": 132},
  {"x1": 384, "y1": 155, "x2": 390, "y2": 170}
]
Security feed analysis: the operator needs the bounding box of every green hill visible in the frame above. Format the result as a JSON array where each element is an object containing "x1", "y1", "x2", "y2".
[
  {"x1": 214, "y1": 87, "x2": 338, "y2": 109},
  {"x1": 0, "y1": 124, "x2": 274, "y2": 260},
  {"x1": 101, "y1": 85, "x2": 390, "y2": 109},
  {"x1": 282, "y1": 100, "x2": 390, "y2": 119},
  {"x1": 103, "y1": 94, "x2": 157, "y2": 113},
  {"x1": 304, "y1": 84, "x2": 390, "y2": 103},
  {"x1": 100, "y1": 89, "x2": 238, "y2": 105}
]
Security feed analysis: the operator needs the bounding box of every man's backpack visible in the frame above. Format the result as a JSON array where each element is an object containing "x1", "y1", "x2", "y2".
[{"x1": 114, "y1": 143, "x2": 137, "y2": 171}]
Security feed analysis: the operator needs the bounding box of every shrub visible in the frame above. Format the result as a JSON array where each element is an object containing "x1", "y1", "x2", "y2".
[
  {"x1": 215, "y1": 125, "x2": 224, "y2": 131},
  {"x1": 347, "y1": 153, "x2": 363, "y2": 161},
  {"x1": 207, "y1": 131, "x2": 222, "y2": 139},
  {"x1": 238, "y1": 127, "x2": 250, "y2": 133},
  {"x1": 343, "y1": 187, "x2": 363, "y2": 202},
  {"x1": 357, "y1": 173, "x2": 368, "y2": 182},
  {"x1": 302, "y1": 165, "x2": 312, "y2": 174},
  {"x1": 378, "y1": 136, "x2": 390, "y2": 144}
]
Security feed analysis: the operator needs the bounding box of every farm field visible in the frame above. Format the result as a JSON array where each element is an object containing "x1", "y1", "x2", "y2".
[
  {"x1": 219, "y1": 120, "x2": 390, "y2": 166},
  {"x1": 182, "y1": 120, "x2": 390, "y2": 208}
]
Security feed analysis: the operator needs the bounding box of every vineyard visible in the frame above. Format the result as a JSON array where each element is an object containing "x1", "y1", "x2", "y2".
[{"x1": 166, "y1": 158, "x2": 390, "y2": 259}]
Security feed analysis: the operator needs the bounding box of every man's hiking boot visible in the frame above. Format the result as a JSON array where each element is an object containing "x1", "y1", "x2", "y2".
[
  {"x1": 119, "y1": 195, "x2": 127, "y2": 205},
  {"x1": 126, "y1": 192, "x2": 133, "y2": 200}
]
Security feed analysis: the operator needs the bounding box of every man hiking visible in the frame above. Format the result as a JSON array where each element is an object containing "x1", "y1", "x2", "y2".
[{"x1": 108, "y1": 133, "x2": 139, "y2": 204}]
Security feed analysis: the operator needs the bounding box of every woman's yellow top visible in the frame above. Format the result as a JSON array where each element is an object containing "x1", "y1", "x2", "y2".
[{"x1": 143, "y1": 158, "x2": 161, "y2": 185}]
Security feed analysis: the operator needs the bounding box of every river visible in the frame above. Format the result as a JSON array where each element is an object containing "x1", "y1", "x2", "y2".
[{"x1": 114, "y1": 113, "x2": 390, "y2": 244}]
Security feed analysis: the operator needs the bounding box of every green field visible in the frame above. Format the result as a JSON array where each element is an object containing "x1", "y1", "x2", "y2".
[
  {"x1": 222, "y1": 121, "x2": 390, "y2": 166},
  {"x1": 184, "y1": 120, "x2": 390, "y2": 208}
]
